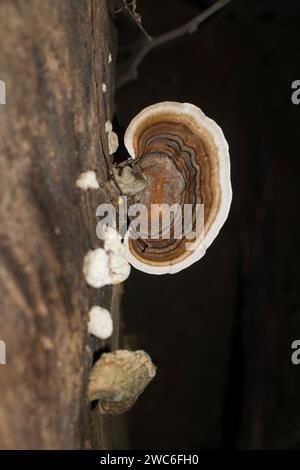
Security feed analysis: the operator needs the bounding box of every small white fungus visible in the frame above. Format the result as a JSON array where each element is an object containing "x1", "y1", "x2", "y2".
[
  {"x1": 105, "y1": 120, "x2": 119, "y2": 155},
  {"x1": 83, "y1": 226, "x2": 131, "y2": 288},
  {"x1": 102, "y1": 83, "x2": 107, "y2": 93},
  {"x1": 88, "y1": 306, "x2": 113, "y2": 339},
  {"x1": 76, "y1": 171, "x2": 99, "y2": 190},
  {"x1": 108, "y1": 131, "x2": 119, "y2": 155},
  {"x1": 83, "y1": 248, "x2": 110, "y2": 288},
  {"x1": 109, "y1": 253, "x2": 131, "y2": 284},
  {"x1": 108, "y1": 53, "x2": 112, "y2": 64},
  {"x1": 103, "y1": 225, "x2": 124, "y2": 255},
  {"x1": 105, "y1": 120, "x2": 112, "y2": 133},
  {"x1": 103, "y1": 225, "x2": 131, "y2": 284}
]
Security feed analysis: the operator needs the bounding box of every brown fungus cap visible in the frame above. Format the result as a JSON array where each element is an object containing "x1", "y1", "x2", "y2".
[{"x1": 123, "y1": 102, "x2": 232, "y2": 274}]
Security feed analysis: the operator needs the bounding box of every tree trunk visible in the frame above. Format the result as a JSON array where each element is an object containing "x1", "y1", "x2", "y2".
[{"x1": 0, "y1": 0, "x2": 126, "y2": 449}]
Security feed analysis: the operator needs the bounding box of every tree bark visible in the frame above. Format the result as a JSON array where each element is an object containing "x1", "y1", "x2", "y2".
[{"x1": 0, "y1": 0, "x2": 125, "y2": 449}]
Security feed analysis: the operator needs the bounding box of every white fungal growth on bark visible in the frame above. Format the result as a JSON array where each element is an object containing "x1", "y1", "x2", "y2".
[
  {"x1": 105, "y1": 120, "x2": 119, "y2": 155},
  {"x1": 83, "y1": 248, "x2": 110, "y2": 288},
  {"x1": 76, "y1": 171, "x2": 99, "y2": 190},
  {"x1": 83, "y1": 226, "x2": 130, "y2": 288},
  {"x1": 102, "y1": 83, "x2": 107, "y2": 93},
  {"x1": 103, "y1": 225, "x2": 131, "y2": 284},
  {"x1": 103, "y1": 224, "x2": 123, "y2": 252},
  {"x1": 105, "y1": 120, "x2": 112, "y2": 133},
  {"x1": 108, "y1": 132, "x2": 119, "y2": 155},
  {"x1": 108, "y1": 53, "x2": 112, "y2": 64},
  {"x1": 88, "y1": 306, "x2": 113, "y2": 339}
]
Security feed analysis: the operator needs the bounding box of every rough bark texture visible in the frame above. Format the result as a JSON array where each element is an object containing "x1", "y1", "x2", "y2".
[{"x1": 0, "y1": 0, "x2": 125, "y2": 449}]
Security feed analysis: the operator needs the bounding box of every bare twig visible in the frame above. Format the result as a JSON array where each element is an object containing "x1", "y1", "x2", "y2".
[
  {"x1": 115, "y1": 0, "x2": 151, "y2": 39},
  {"x1": 116, "y1": 0, "x2": 232, "y2": 88},
  {"x1": 126, "y1": 0, "x2": 151, "y2": 40},
  {"x1": 153, "y1": 0, "x2": 232, "y2": 47}
]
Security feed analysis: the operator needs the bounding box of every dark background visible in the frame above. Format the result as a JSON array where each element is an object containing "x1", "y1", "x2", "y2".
[{"x1": 114, "y1": 0, "x2": 300, "y2": 449}]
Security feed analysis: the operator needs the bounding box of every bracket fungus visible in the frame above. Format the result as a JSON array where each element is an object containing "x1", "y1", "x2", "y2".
[
  {"x1": 88, "y1": 350, "x2": 156, "y2": 414},
  {"x1": 122, "y1": 102, "x2": 232, "y2": 274}
]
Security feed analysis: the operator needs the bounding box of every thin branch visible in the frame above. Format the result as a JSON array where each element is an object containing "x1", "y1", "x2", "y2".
[
  {"x1": 115, "y1": 0, "x2": 151, "y2": 39},
  {"x1": 125, "y1": 0, "x2": 152, "y2": 40},
  {"x1": 153, "y1": 0, "x2": 232, "y2": 47},
  {"x1": 116, "y1": 0, "x2": 232, "y2": 88}
]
